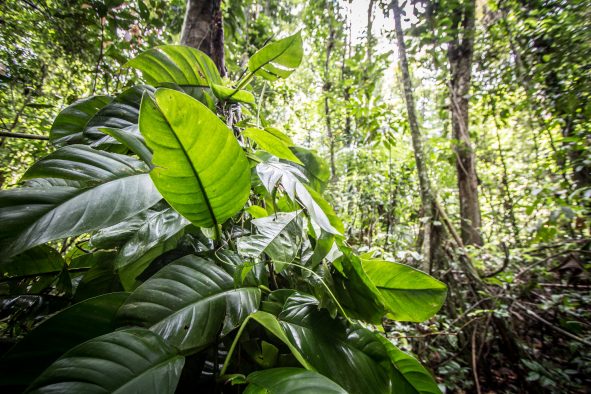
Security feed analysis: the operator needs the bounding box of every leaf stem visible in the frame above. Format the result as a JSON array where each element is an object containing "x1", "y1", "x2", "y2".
[
  {"x1": 220, "y1": 316, "x2": 252, "y2": 376},
  {"x1": 227, "y1": 72, "x2": 254, "y2": 100}
]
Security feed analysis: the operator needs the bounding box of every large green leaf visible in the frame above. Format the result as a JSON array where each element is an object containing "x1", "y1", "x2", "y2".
[
  {"x1": 361, "y1": 258, "x2": 447, "y2": 322},
  {"x1": 211, "y1": 84, "x2": 256, "y2": 104},
  {"x1": 139, "y1": 88, "x2": 250, "y2": 228},
  {"x1": 115, "y1": 207, "x2": 189, "y2": 290},
  {"x1": 248, "y1": 311, "x2": 313, "y2": 370},
  {"x1": 90, "y1": 209, "x2": 152, "y2": 249},
  {"x1": 73, "y1": 252, "x2": 123, "y2": 301},
  {"x1": 25, "y1": 328, "x2": 184, "y2": 394},
  {"x1": 257, "y1": 161, "x2": 340, "y2": 235},
  {"x1": 243, "y1": 127, "x2": 303, "y2": 164},
  {"x1": 244, "y1": 368, "x2": 347, "y2": 394},
  {"x1": 290, "y1": 146, "x2": 331, "y2": 192},
  {"x1": 265, "y1": 293, "x2": 392, "y2": 393},
  {"x1": 84, "y1": 85, "x2": 154, "y2": 141},
  {"x1": 248, "y1": 31, "x2": 303, "y2": 81},
  {"x1": 0, "y1": 145, "x2": 162, "y2": 259},
  {"x1": 331, "y1": 250, "x2": 386, "y2": 323},
  {"x1": 117, "y1": 255, "x2": 261, "y2": 352},
  {"x1": 376, "y1": 335, "x2": 442, "y2": 394},
  {"x1": 23, "y1": 144, "x2": 147, "y2": 184},
  {"x1": 0, "y1": 245, "x2": 64, "y2": 278},
  {"x1": 0, "y1": 293, "x2": 128, "y2": 387},
  {"x1": 101, "y1": 126, "x2": 153, "y2": 165},
  {"x1": 237, "y1": 211, "x2": 304, "y2": 271},
  {"x1": 50, "y1": 95, "x2": 112, "y2": 146},
  {"x1": 258, "y1": 293, "x2": 441, "y2": 394},
  {"x1": 126, "y1": 45, "x2": 222, "y2": 87}
]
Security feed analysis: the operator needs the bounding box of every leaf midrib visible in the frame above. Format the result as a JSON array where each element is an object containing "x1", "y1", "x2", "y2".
[
  {"x1": 112, "y1": 354, "x2": 183, "y2": 393},
  {"x1": 375, "y1": 285, "x2": 446, "y2": 292},
  {"x1": 249, "y1": 34, "x2": 299, "y2": 76},
  {"x1": 149, "y1": 286, "x2": 260, "y2": 328},
  {"x1": 154, "y1": 97, "x2": 218, "y2": 228}
]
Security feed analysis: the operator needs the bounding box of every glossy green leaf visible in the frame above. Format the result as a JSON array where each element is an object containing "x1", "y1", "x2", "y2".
[
  {"x1": 50, "y1": 95, "x2": 112, "y2": 146},
  {"x1": 332, "y1": 249, "x2": 386, "y2": 323},
  {"x1": 264, "y1": 127, "x2": 294, "y2": 145},
  {"x1": 23, "y1": 144, "x2": 147, "y2": 184},
  {"x1": 118, "y1": 255, "x2": 261, "y2": 352},
  {"x1": 73, "y1": 252, "x2": 123, "y2": 301},
  {"x1": 237, "y1": 211, "x2": 304, "y2": 270},
  {"x1": 0, "y1": 245, "x2": 64, "y2": 278},
  {"x1": 89, "y1": 209, "x2": 152, "y2": 249},
  {"x1": 376, "y1": 335, "x2": 442, "y2": 394},
  {"x1": 115, "y1": 207, "x2": 189, "y2": 290},
  {"x1": 272, "y1": 293, "x2": 393, "y2": 393},
  {"x1": 257, "y1": 161, "x2": 339, "y2": 234},
  {"x1": 243, "y1": 127, "x2": 303, "y2": 164},
  {"x1": 361, "y1": 258, "x2": 447, "y2": 322},
  {"x1": 0, "y1": 145, "x2": 162, "y2": 259},
  {"x1": 139, "y1": 88, "x2": 250, "y2": 228},
  {"x1": 249, "y1": 311, "x2": 313, "y2": 370},
  {"x1": 246, "y1": 205, "x2": 268, "y2": 219},
  {"x1": 244, "y1": 368, "x2": 347, "y2": 394},
  {"x1": 84, "y1": 85, "x2": 154, "y2": 140},
  {"x1": 100, "y1": 126, "x2": 153, "y2": 165},
  {"x1": 212, "y1": 84, "x2": 256, "y2": 104},
  {"x1": 0, "y1": 293, "x2": 128, "y2": 387},
  {"x1": 126, "y1": 45, "x2": 222, "y2": 86},
  {"x1": 25, "y1": 328, "x2": 184, "y2": 394},
  {"x1": 290, "y1": 146, "x2": 331, "y2": 192},
  {"x1": 248, "y1": 31, "x2": 303, "y2": 81}
]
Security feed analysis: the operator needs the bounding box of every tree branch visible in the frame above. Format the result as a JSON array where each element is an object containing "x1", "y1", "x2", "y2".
[{"x1": 0, "y1": 131, "x2": 49, "y2": 141}]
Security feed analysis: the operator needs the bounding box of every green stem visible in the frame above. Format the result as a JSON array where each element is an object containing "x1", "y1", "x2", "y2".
[
  {"x1": 219, "y1": 261, "x2": 352, "y2": 377},
  {"x1": 214, "y1": 224, "x2": 222, "y2": 248},
  {"x1": 220, "y1": 315, "x2": 252, "y2": 376},
  {"x1": 227, "y1": 72, "x2": 254, "y2": 100},
  {"x1": 256, "y1": 82, "x2": 267, "y2": 128}
]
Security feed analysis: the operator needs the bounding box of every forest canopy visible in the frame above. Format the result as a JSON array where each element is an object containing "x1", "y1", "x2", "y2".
[{"x1": 0, "y1": 0, "x2": 589, "y2": 393}]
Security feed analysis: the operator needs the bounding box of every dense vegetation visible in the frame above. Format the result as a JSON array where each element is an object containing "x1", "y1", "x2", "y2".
[{"x1": 0, "y1": 0, "x2": 589, "y2": 393}]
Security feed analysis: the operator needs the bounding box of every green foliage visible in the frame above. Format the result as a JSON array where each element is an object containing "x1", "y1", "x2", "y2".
[
  {"x1": 244, "y1": 368, "x2": 347, "y2": 393},
  {"x1": 0, "y1": 293, "x2": 128, "y2": 386},
  {"x1": 139, "y1": 88, "x2": 251, "y2": 229},
  {"x1": 248, "y1": 31, "x2": 303, "y2": 81},
  {"x1": 361, "y1": 257, "x2": 448, "y2": 322},
  {"x1": 26, "y1": 328, "x2": 185, "y2": 394},
  {"x1": 0, "y1": 35, "x2": 445, "y2": 393}
]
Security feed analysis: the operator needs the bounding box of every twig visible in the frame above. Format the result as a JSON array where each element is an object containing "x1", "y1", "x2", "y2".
[
  {"x1": 0, "y1": 131, "x2": 49, "y2": 141},
  {"x1": 513, "y1": 302, "x2": 591, "y2": 347},
  {"x1": 471, "y1": 326, "x2": 482, "y2": 394},
  {"x1": 391, "y1": 316, "x2": 482, "y2": 339},
  {"x1": 515, "y1": 249, "x2": 577, "y2": 279},
  {"x1": 483, "y1": 242, "x2": 510, "y2": 278}
]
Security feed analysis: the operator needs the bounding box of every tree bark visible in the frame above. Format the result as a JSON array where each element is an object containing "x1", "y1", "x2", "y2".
[
  {"x1": 392, "y1": 0, "x2": 438, "y2": 269},
  {"x1": 366, "y1": 0, "x2": 375, "y2": 64},
  {"x1": 180, "y1": 0, "x2": 226, "y2": 77},
  {"x1": 324, "y1": 4, "x2": 337, "y2": 180},
  {"x1": 447, "y1": 0, "x2": 483, "y2": 246}
]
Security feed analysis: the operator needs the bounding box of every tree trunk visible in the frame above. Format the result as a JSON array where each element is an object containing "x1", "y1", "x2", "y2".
[
  {"x1": 447, "y1": 0, "x2": 483, "y2": 246},
  {"x1": 324, "y1": 4, "x2": 337, "y2": 180},
  {"x1": 366, "y1": 0, "x2": 375, "y2": 64},
  {"x1": 180, "y1": 0, "x2": 226, "y2": 77},
  {"x1": 392, "y1": 0, "x2": 438, "y2": 269}
]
